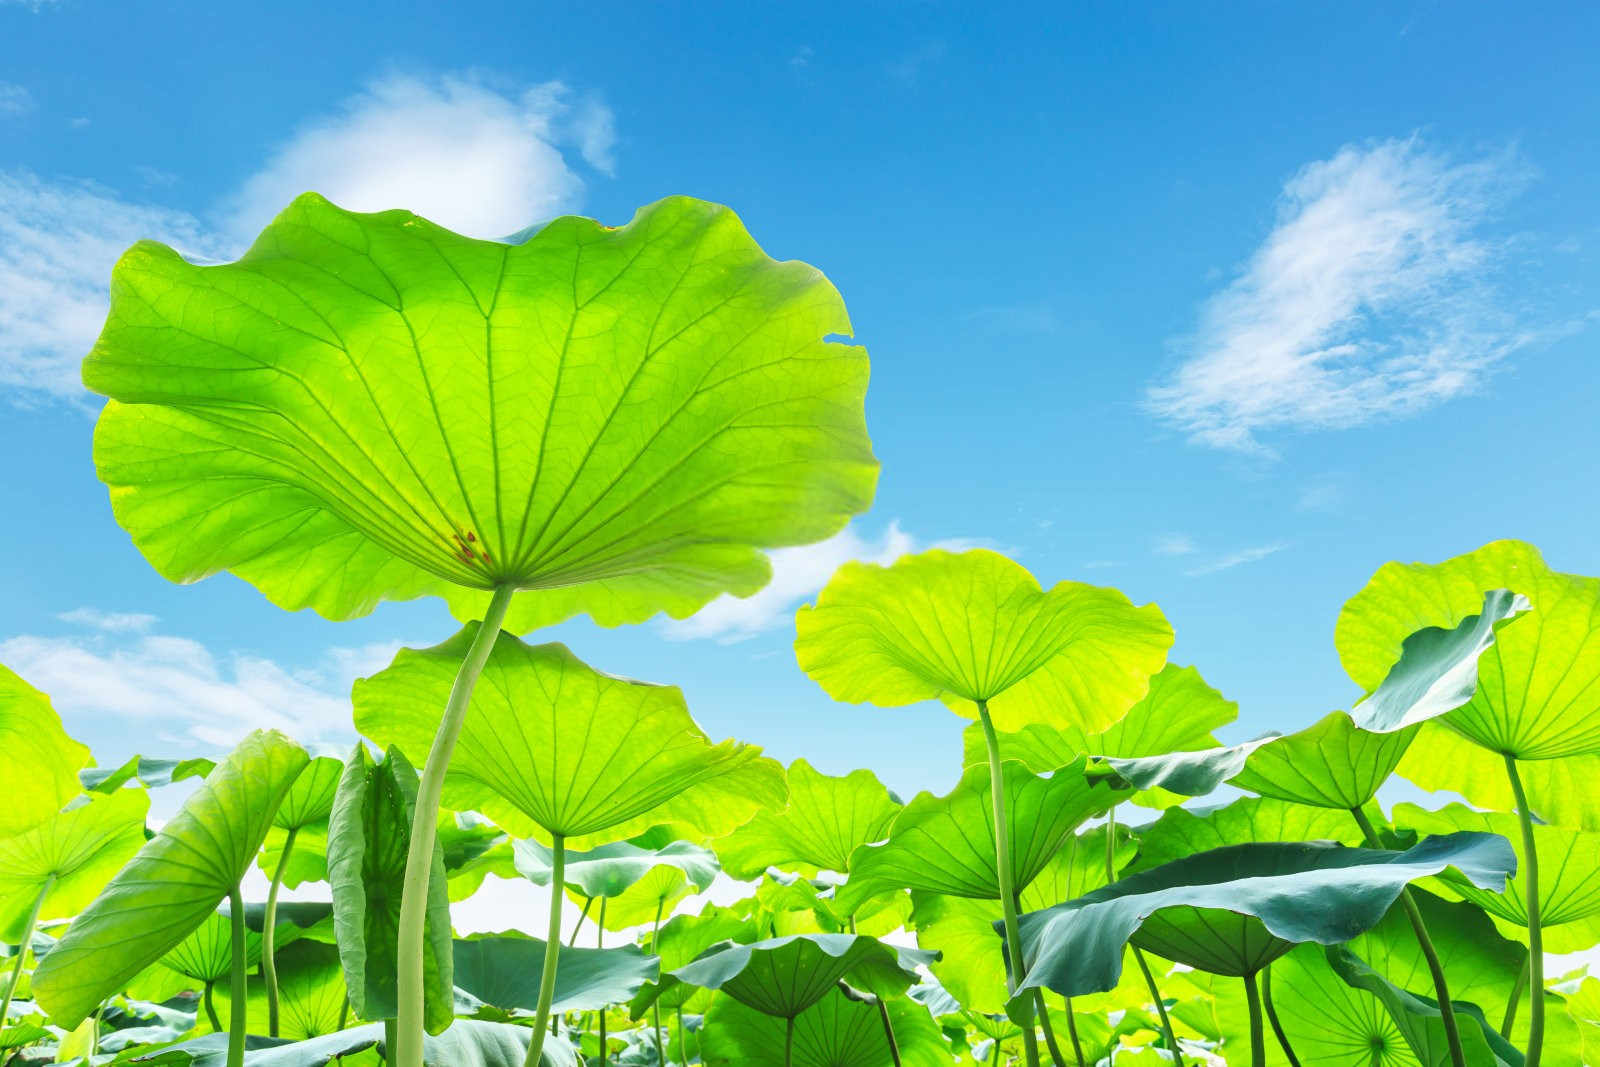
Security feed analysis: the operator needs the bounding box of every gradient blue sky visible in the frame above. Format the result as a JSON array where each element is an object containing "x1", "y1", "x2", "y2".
[{"x1": 2, "y1": 1, "x2": 1597, "y2": 806}]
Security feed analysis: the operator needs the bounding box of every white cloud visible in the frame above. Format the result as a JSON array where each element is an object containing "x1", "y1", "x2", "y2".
[
  {"x1": 224, "y1": 74, "x2": 612, "y2": 241},
  {"x1": 659, "y1": 521, "x2": 983, "y2": 644},
  {"x1": 0, "y1": 83, "x2": 33, "y2": 117},
  {"x1": 0, "y1": 628, "x2": 378, "y2": 749},
  {"x1": 0, "y1": 170, "x2": 228, "y2": 395},
  {"x1": 1185, "y1": 543, "x2": 1288, "y2": 577},
  {"x1": 1153, "y1": 533, "x2": 1197, "y2": 557},
  {"x1": 1148, "y1": 138, "x2": 1540, "y2": 453},
  {"x1": 57, "y1": 607, "x2": 159, "y2": 633}
]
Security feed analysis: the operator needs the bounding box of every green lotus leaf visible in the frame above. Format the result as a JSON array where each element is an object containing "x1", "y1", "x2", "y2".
[
  {"x1": 699, "y1": 986, "x2": 951, "y2": 1067},
  {"x1": 0, "y1": 788, "x2": 147, "y2": 942},
  {"x1": 1163, "y1": 970, "x2": 1288, "y2": 1065},
  {"x1": 1230, "y1": 711, "x2": 1419, "y2": 810},
  {"x1": 80, "y1": 755, "x2": 215, "y2": 794},
  {"x1": 325, "y1": 744, "x2": 453, "y2": 1033},
  {"x1": 255, "y1": 757, "x2": 343, "y2": 887},
  {"x1": 440, "y1": 811, "x2": 515, "y2": 902},
  {"x1": 258, "y1": 824, "x2": 330, "y2": 890},
  {"x1": 646, "y1": 906, "x2": 759, "y2": 1013},
  {"x1": 713, "y1": 759, "x2": 901, "y2": 879},
  {"x1": 840, "y1": 757, "x2": 1117, "y2": 908},
  {"x1": 123, "y1": 1020, "x2": 577, "y2": 1067},
  {"x1": 962, "y1": 664, "x2": 1237, "y2": 794},
  {"x1": 31, "y1": 729, "x2": 307, "y2": 1028},
  {"x1": 1392, "y1": 724, "x2": 1600, "y2": 831},
  {"x1": 0, "y1": 664, "x2": 90, "y2": 838},
  {"x1": 794, "y1": 548, "x2": 1172, "y2": 732},
  {"x1": 1570, "y1": 976, "x2": 1600, "y2": 1061},
  {"x1": 1006, "y1": 833, "x2": 1516, "y2": 1008},
  {"x1": 1338, "y1": 540, "x2": 1600, "y2": 758},
  {"x1": 84, "y1": 193, "x2": 876, "y2": 633},
  {"x1": 272, "y1": 758, "x2": 343, "y2": 830},
  {"x1": 159, "y1": 911, "x2": 263, "y2": 983},
  {"x1": 911, "y1": 824, "x2": 1134, "y2": 1014},
  {"x1": 212, "y1": 940, "x2": 348, "y2": 1040},
  {"x1": 514, "y1": 834, "x2": 718, "y2": 901},
  {"x1": 452, "y1": 935, "x2": 658, "y2": 1017},
  {"x1": 581, "y1": 864, "x2": 699, "y2": 933},
  {"x1": 1395, "y1": 802, "x2": 1600, "y2": 940},
  {"x1": 1133, "y1": 796, "x2": 1365, "y2": 866},
  {"x1": 353, "y1": 627, "x2": 786, "y2": 846},
  {"x1": 1100, "y1": 735, "x2": 1275, "y2": 799},
  {"x1": 636, "y1": 934, "x2": 934, "y2": 1020}
]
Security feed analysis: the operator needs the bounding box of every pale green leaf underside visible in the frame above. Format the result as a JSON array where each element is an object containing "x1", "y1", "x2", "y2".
[
  {"x1": 85, "y1": 193, "x2": 876, "y2": 632},
  {"x1": 713, "y1": 758, "x2": 901, "y2": 879},
  {"x1": 700, "y1": 987, "x2": 950, "y2": 1067},
  {"x1": 353, "y1": 626, "x2": 786, "y2": 845},
  {"x1": 0, "y1": 788, "x2": 148, "y2": 942},
  {"x1": 31, "y1": 729, "x2": 308, "y2": 1028},
  {"x1": 0, "y1": 663, "x2": 90, "y2": 839},
  {"x1": 795, "y1": 548, "x2": 1172, "y2": 732}
]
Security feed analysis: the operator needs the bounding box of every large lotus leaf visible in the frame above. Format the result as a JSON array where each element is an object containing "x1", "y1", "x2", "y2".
[
  {"x1": 646, "y1": 906, "x2": 760, "y2": 1013},
  {"x1": 514, "y1": 834, "x2": 717, "y2": 901},
  {"x1": 1099, "y1": 735, "x2": 1276, "y2": 799},
  {"x1": 160, "y1": 911, "x2": 264, "y2": 982},
  {"x1": 31, "y1": 729, "x2": 307, "y2": 1027},
  {"x1": 440, "y1": 811, "x2": 515, "y2": 902},
  {"x1": 962, "y1": 664, "x2": 1237, "y2": 786},
  {"x1": 124, "y1": 1020, "x2": 577, "y2": 1067},
  {"x1": 355, "y1": 628, "x2": 786, "y2": 846},
  {"x1": 212, "y1": 940, "x2": 348, "y2": 1040},
  {"x1": 580, "y1": 864, "x2": 697, "y2": 932},
  {"x1": 85, "y1": 193, "x2": 876, "y2": 634},
  {"x1": 1391, "y1": 723, "x2": 1600, "y2": 831},
  {"x1": 638, "y1": 934, "x2": 932, "y2": 1019},
  {"x1": 452, "y1": 934, "x2": 658, "y2": 1017},
  {"x1": 1132, "y1": 797, "x2": 1364, "y2": 866},
  {"x1": 81, "y1": 755, "x2": 215, "y2": 794},
  {"x1": 794, "y1": 549, "x2": 1172, "y2": 732},
  {"x1": 0, "y1": 788, "x2": 147, "y2": 941},
  {"x1": 272, "y1": 757, "x2": 343, "y2": 830},
  {"x1": 1006, "y1": 833, "x2": 1516, "y2": 1008},
  {"x1": 911, "y1": 824, "x2": 1134, "y2": 1014},
  {"x1": 256, "y1": 758, "x2": 342, "y2": 887},
  {"x1": 0, "y1": 664, "x2": 90, "y2": 838},
  {"x1": 840, "y1": 757, "x2": 1116, "y2": 908},
  {"x1": 699, "y1": 986, "x2": 951, "y2": 1067},
  {"x1": 1230, "y1": 711, "x2": 1419, "y2": 809},
  {"x1": 1338, "y1": 541, "x2": 1600, "y2": 758},
  {"x1": 1394, "y1": 802, "x2": 1600, "y2": 938},
  {"x1": 713, "y1": 759, "x2": 901, "y2": 879},
  {"x1": 326, "y1": 744, "x2": 453, "y2": 1033}
]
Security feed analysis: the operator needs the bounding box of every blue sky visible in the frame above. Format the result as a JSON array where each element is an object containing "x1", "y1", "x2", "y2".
[{"x1": 2, "y1": 0, "x2": 1598, "y2": 808}]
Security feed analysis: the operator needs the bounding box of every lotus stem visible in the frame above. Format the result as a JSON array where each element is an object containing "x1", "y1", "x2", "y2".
[
  {"x1": 652, "y1": 899, "x2": 666, "y2": 1064},
  {"x1": 1107, "y1": 806, "x2": 1183, "y2": 1067},
  {"x1": 977, "y1": 698, "x2": 1043, "y2": 1067},
  {"x1": 522, "y1": 832, "x2": 566, "y2": 1067},
  {"x1": 0, "y1": 875, "x2": 52, "y2": 1028},
  {"x1": 676, "y1": 1005, "x2": 686, "y2": 1067},
  {"x1": 264, "y1": 824, "x2": 298, "y2": 1037},
  {"x1": 784, "y1": 1014, "x2": 795, "y2": 1067},
  {"x1": 1348, "y1": 805, "x2": 1464, "y2": 1067},
  {"x1": 1063, "y1": 997, "x2": 1086, "y2": 1067},
  {"x1": 396, "y1": 584, "x2": 515, "y2": 1067},
  {"x1": 1504, "y1": 755, "x2": 1543, "y2": 1067},
  {"x1": 384, "y1": 1018, "x2": 398, "y2": 1061},
  {"x1": 1501, "y1": 955, "x2": 1530, "y2": 1038},
  {"x1": 1260, "y1": 964, "x2": 1301, "y2": 1067},
  {"x1": 1243, "y1": 970, "x2": 1266, "y2": 1067},
  {"x1": 849, "y1": 913, "x2": 902, "y2": 1067},
  {"x1": 1034, "y1": 991, "x2": 1068, "y2": 1067},
  {"x1": 227, "y1": 884, "x2": 248, "y2": 1067},
  {"x1": 203, "y1": 981, "x2": 222, "y2": 1033},
  {"x1": 569, "y1": 896, "x2": 592, "y2": 947},
  {"x1": 596, "y1": 897, "x2": 608, "y2": 1066}
]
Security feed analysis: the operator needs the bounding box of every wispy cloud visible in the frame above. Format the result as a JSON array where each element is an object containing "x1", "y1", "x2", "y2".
[
  {"x1": 887, "y1": 41, "x2": 947, "y2": 86},
  {"x1": 0, "y1": 83, "x2": 33, "y2": 117},
  {"x1": 1153, "y1": 533, "x2": 1197, "y2": 557},
  {"x1": 1185, "y1": 543, "x2": 1288, "y2": 577},
  {"x1": 659, "y1": 521, "x2": 986, "y2": 644},
  {"x1": 1148, "y1": 137, "x2": 1544, "y2": 454},
  {"x1": 1, "y1": 72, "x2": 616, "y2": 401},
  {"x1": 57, "y1": 607, "x2": 159, "y2": 633},
  {"x1": 1296, "y1": 481, "x2": 1345, "y2": 514}
]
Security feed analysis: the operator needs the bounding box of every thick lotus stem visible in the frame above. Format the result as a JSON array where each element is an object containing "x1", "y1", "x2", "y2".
[
  {"x1": 264, "y1": 824, "x2": 299, "y2": 1037},
  {"x1": 0, "y1": 875, "x2": 52, "y2": 1028},
  {"x1": 976, "y1": 699, "x2": 1042, "y2": 1067},
  {"x1": 227, "y1": 885, "x2": 248, "y2": 1067},
  {"x1": 522, "y1": 833, "x2": 566, "y2": 1067},
  {"x1": 1243, "y1": 970, "x2": 1266, "y2": 1067},
  {"x1": 1505, "y1": 755, "x2": 1544, "y2": 1067},
  {"x1": 395, "y1": 585, "x2": 516, "y2": 1067},
  {"x1": 1349, "y1": 804, "x2": 1465, "y2": 1067}
]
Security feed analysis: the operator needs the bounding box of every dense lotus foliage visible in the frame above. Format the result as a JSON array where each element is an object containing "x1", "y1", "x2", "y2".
[{"x1": 2, "y1": 193, "x2": 1598, "y2": 1067}]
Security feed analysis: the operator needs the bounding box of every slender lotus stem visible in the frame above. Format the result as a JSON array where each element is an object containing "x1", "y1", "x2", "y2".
[
  {"x1": 0, "y1": 875, "x2": 53, "y2": 1028},
  {"x1": 1502, "y1": 955, "x2": 1530, "y2": 1038},
  {"x1": 1243, "y1": 970, "x2": 1266, "y2": 1067},
  {"x1": 227, "y1": 885, "x2": 248, "y2": 1067},
  {"x1": 338, "y1": 996, "x2": 350, "y2": 1031},
  {"x1": 849, "y1": 913, "x2": 902, "y2": 1067},
  {"x1": 977, "y1": 699, "x2": 1043, "y2": 1067},
  {"x1": 596, "y1": 897, "x2": 608, "y2": 1065},
  {"x1": 1034, "y1": 990, "x2": 1068, "y2": 1067},
  {"x1": 652, "y1": 899, "x2": 666, "y2": 1062},
  {"x1": 569, "y1": 897, "x2": 592, "y2": 947},
  {"x1": 395, "y1": 585, "x2": 515, "y2": 1067},
  {"x1": 784, "y1": 1015, "x2": 795, "y2": 1067},
  {"x1": 1063, "y1": 998, "x2": 1086, "y2": 1067},
  {"x1": 1260, "y1": 964, "x2": 1301, "y2": 1067},
  {"x1": 264, "y1": 824, "x2": 299, "y2": 1037},
  {"x1": 522, "y1": 832, "x2": 566, "y2": 1067},
  {"x1": 1106, "y1": 804, "x2": 1183, "y2": 1066},
  {"x1": 383, "y1": 1018, "x2": 398, "y2": 1061},
  {"x1": 1504, "y1": 755, "x2": 1543, "y2": 1067},
  {"x1": 1349, "y1": 805, "x2": 1465, "y2": 1067},
  {"x1": 203, "y1": 981, "x2": 222, "y2": 1032},
  {"x1": 676, "y1": 1005, "x2": 685, "y2": 1067}
]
